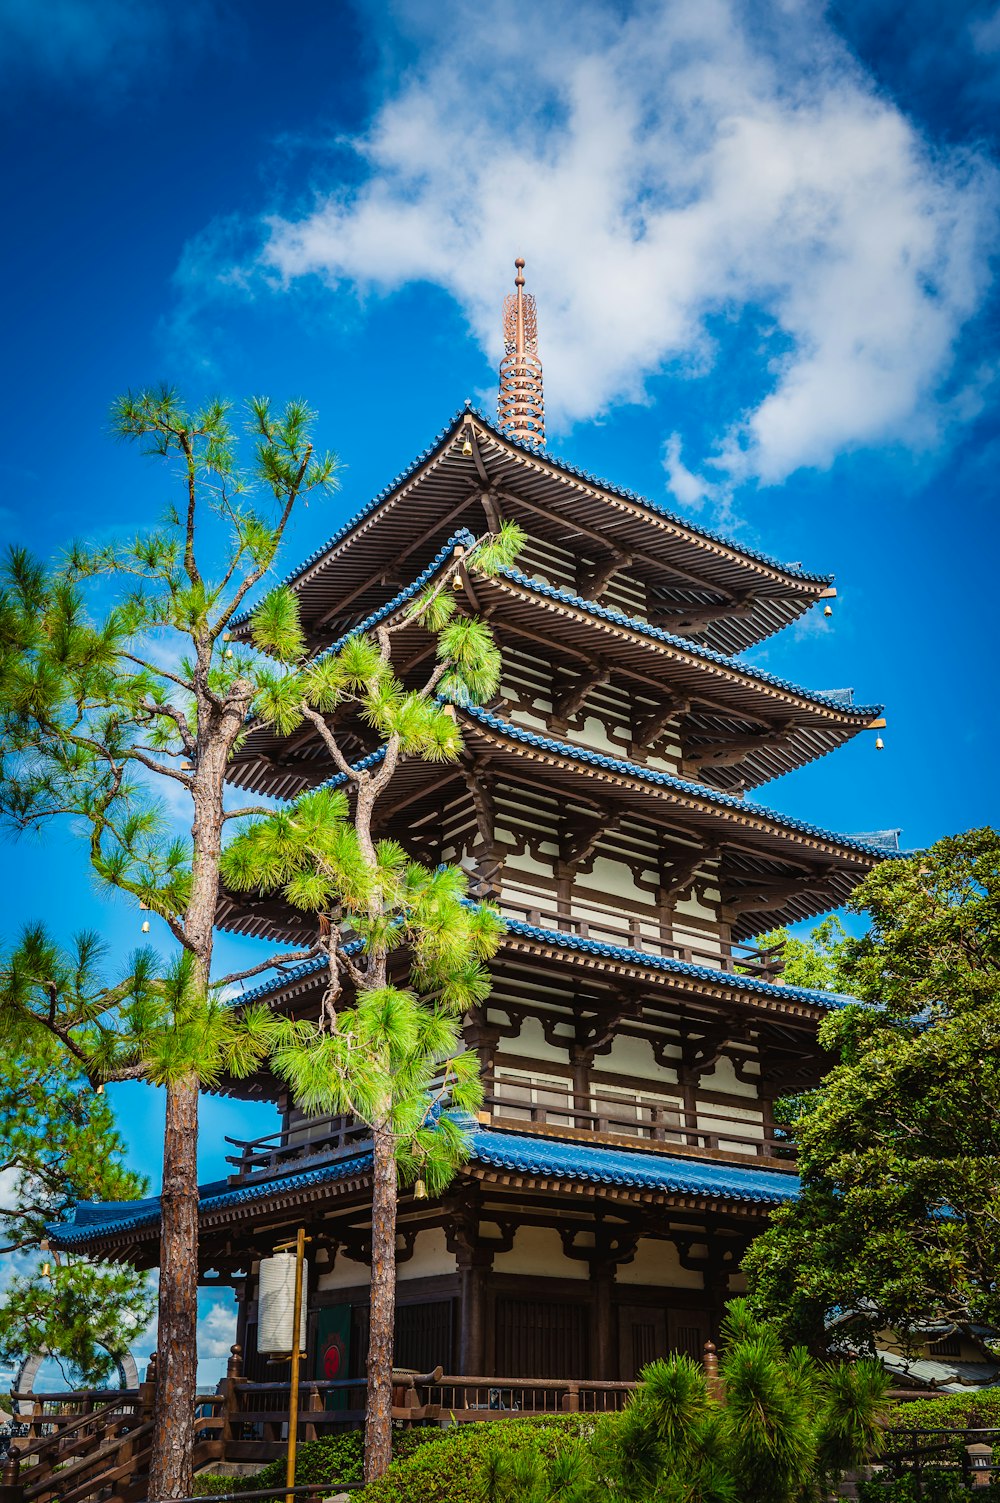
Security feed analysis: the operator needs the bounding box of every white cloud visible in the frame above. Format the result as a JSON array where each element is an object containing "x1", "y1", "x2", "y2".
[
  {"x1": 663, "y1": 433, "x2": 712, "y2": 509},
  {"x1": 247, "y1": 0, "x2": 997, "y2": 488}
]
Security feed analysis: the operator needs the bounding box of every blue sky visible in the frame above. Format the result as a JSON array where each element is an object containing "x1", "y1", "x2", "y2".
[{"x1": 2, "y1": 0, "x2": 999, "y2": 1380}]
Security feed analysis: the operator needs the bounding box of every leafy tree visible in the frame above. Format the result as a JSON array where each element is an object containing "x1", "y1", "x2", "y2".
[
  {"x1": 0, "y1": 385, "x2": 522, "y2": 1491},
  {"x1": 744, "y1": 828, "x2": 1000, "y2": 1355},
  {"x1": 751, "y1": 916, "x2": 850, "y2": 993},
  {"x1": 0, "y1": 978, "x2": 152, "y2": 1384},
  {"x1": 220, "y1": 523, "x2": 522, "y2": 1482}
]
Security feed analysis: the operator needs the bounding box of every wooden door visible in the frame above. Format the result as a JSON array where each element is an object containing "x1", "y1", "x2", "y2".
[{"x1": 618, "y1": 1305, "x2": 667, "y2": 1380}]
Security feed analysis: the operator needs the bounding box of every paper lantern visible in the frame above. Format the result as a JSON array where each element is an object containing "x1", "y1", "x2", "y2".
[{"x1": 257, "y1": 1252, "x2": 308, "y2": 1356}]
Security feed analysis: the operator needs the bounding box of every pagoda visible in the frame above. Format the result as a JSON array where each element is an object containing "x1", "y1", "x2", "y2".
[{"x1": 51, "y1": 263, "x2": 894, "y2": 1390}]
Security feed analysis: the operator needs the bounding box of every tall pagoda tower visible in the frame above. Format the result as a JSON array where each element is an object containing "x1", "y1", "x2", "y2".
[{"x1": 52, "y1": 264, "x2": 893, "y2": 1388}]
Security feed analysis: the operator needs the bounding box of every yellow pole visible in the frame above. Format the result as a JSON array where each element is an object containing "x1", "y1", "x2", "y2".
[{"x1": 286, "y1": 1227, "x2": 306, "y2": 1503}]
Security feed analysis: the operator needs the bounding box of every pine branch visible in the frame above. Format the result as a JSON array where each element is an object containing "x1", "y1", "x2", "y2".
[{"x1": 215, "y1": 945, "x2": 324, "y2": 989}]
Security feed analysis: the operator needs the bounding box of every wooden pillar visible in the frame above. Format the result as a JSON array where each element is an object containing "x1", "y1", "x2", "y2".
[
  {"x1": 590, "y1": 1263, "x2": 616, "y2": 1381},
  {"x1": 457, "y1": 1252, "x2": 491, "y2": 1375},
  {"x1": 570, "y1": 1043, "x2": 592, "y2": 1130}
]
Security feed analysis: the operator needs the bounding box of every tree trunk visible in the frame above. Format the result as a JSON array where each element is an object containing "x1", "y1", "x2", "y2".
[
  {"x1": 363, "y1": 1128, "x2": 397, "y2": 1484},
  {"x1": 148, "y1": 1072, "x2": 200, "y2": 1500}
]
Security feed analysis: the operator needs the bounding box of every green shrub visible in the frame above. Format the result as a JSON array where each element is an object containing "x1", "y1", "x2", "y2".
[
  {"x1": 359, "y1": 1416, "x2": 593, "y2": 1503},
  {"x1": 884, "y1": 1391, "x2": 1000, "y2": 1434}
]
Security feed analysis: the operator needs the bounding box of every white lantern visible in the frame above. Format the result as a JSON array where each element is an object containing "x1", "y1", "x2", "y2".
[{"x1": 257, "y1": 1252, "x2": 308, "y2": 1356}]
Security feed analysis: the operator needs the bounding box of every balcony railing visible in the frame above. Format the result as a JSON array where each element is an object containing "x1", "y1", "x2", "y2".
[
  {"x1": 483, "y1": 1081, "x2": 793, "y2": 1162},
  {"x1": 226, "y1": 1083, "x2": 792, "y2": 1186},
  {"x1": 496, "y1": 893, "x2": 784, "y2": 980}
]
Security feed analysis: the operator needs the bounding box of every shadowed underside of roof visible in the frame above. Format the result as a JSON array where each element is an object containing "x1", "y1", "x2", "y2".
[{"x1": 227, "y1": 532, "x2": 882, "y2": 800}]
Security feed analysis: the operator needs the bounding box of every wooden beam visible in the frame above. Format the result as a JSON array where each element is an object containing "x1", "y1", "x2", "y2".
[
  {"x1": 578, "y1": 550, "x2": 634, "y2": 600},
  {"x1": 660, "y1": 842, "x2": 720, "y2": 903},
  {"x1": 311, "y1": 488, "x2": 482, "y2": 632},
  {"x1": 721, "y1": 876, "x2": 831, "y2": 914},
  {"x1": 686, "y1": 724, "x2": 795, "y2": 771},
  {"x1": 494, "y1": 484, "x2": 737, "y2": 598},
  {"x1": 560, "y1": 806, "x2": 621, "y2": 870},
  {"x1": 651, "y1": 594, "x2": 758, "y2": 635},
  {"x1": 551, "y1": 662, "x2": 611, "y2": 724},
  {"x1": 631, "y1": 697, "x2": 691, "y2": 752}
]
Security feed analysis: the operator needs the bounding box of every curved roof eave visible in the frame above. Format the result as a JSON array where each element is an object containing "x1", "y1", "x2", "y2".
[{"x1": 262, "y1": 406, "x2": 833, "y2": 608}]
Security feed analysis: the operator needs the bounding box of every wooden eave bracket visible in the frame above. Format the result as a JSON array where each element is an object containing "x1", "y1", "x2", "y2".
[
  {"x1": 686, "y1": 722, "x2": 796, "y2": 771},
  {"x1": 578, "y1": 549, "x2": 635, "y2": 600},
  {"x1": 550, "y1": 661, "x2": 611, "y2": 725},
  {"x1": 651, "y1": 593, "x2": 758, "y2": 635},
  {"x1": 631, "y1": 695, "x2": 691, "y2": 752}
]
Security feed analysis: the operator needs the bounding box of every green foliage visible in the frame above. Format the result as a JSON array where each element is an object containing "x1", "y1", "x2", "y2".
[
  {"x1": 359, "y1": 1418, "x2": 592, "y2": 1503},
  {"x1": 745, "y1": 829, "x2": 1000, "y2": 1352},
  {"x1": 752, "y1": 916, "x2": 850, "y2": 992},
  {"x1": 0, "y1": 1259, "x2": 154, "y2": 1385},
  {"x1": 350, "y1": 1309, "x2": 887, "y2": 1503}
]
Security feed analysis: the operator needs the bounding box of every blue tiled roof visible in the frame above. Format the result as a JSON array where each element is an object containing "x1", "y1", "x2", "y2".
[
  {"x1": 457, "y1": 705, "x2": 896, "y2": 858},
  {"x1": 308, "y1": 706, "x2": 895, "y2": 859},
  {"x1": 468, "y1": 1128, "x2": 798, "y2": 1205},
  {"x1": 47, "y1": 1128, "x2": 797, "y2": 1244},
  {"x1": 266, "y1": 407, "x2": 832, "y2": 603},
  {"x1": 299, "y1": 529, "x2": 877, "y2": 718},
  {"x1": 498, "y1": 915, "x2": 856, "y2": 1009},
  {"x1": 234, "y1": 911, "x2": 857, "y2": 1012},
  {"x1": 490, "y1": 564, "x2": 880, "y2": 716}
]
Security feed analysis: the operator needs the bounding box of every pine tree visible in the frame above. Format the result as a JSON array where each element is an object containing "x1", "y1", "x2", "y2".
[
  {"x1": 220, "y1": 523, "x2": 522, "y2": 1482},
  {"x1": 0, "y1": 386, "x2": 523, "y2": 1492},
  {"x1": 0, "y1": 391, "x2": 336, "y2": 1498}
]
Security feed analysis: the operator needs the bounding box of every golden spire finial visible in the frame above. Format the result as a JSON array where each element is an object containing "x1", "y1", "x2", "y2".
[{"x1": 498, "y1": 257, "x2": 545, "y2": 448}]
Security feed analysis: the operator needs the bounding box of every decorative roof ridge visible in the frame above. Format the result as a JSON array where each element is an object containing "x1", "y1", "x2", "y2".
[
  {"x1": 47, "y1": 1126, "x2": 798, "y2": 1244},
  {"x1": 231, "y1": 910, "x2": 859, "y2": 1012},
  {"x1": 491, "y1": 564, "x2": 882, "y2": 717},
  {"x1": 458, "y1": 704, "x2": 900, "y2": 859},
  {"x1": 252, "y1": 406, "x2": 832, "y2": 617}
]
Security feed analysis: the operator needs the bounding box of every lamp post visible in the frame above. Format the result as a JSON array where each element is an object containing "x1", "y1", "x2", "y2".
[{"x1": 271, "y1": 1228, "x2": 309, "y2": 1503}]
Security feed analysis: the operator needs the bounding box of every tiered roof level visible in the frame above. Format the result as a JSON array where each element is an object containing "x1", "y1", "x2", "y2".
[{"x1": 51, "y1": 265, "x2": 895, "y2": 1383}]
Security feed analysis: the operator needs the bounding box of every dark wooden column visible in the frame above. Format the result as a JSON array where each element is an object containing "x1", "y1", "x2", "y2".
[
  {"x1": 446, "y1": 1196, "x2": 514, "y2": 1376},
  {"x1": 590, "y1": 1263, "x2": 615, "y2": 1380},
  {"x1": 457, "y1": 1250, "x2": 492, "y2": 1375}
]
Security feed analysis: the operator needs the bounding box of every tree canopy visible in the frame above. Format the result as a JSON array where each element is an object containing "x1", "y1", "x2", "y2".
[{"x1": 744, "y1": 827, "x2": 1000, "y2": 1353}]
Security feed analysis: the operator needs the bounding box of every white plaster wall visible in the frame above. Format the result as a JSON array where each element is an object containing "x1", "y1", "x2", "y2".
[
  {"x1": 317, "y1": 1257, "x2": 370, "y2": 1292},
  {"x1": 492, "y1": 1225, "x2": 588, "y2": 1281},
  {"x1": 490, "y1": 1013, "x2": 569, "y2": 1065},
  {"x1": 701, "y1": 1056, "x2": 760, "y2": 1100},
  {"x1": 398, "y1": 1227, "x2": 457, "y2": 1283},
  {"x1": 601, "y1": 1033, "x2": 678, "y2": 1085},
  {"x1": 501, "y1": 846, "x2": 557, "y2": 880},
  {"x1": 617, "y1": 1238, "x2": 704, "y2": 1289},
  {"x1": 586, "y1": 856, "x2": 644, "y2": 905}
]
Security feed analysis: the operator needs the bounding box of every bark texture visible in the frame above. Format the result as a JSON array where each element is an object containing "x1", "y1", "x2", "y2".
[
  {"x1": 363, "y1": 1128, "x2": 398, "y2": 1484},
  {"x1": 148, "y1": 1074, "x2": 199, "y2": 1501}
]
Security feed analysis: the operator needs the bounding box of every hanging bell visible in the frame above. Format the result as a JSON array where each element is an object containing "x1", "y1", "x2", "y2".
[
  {"x1": 41, "y1": 1261, "x2": 51, "y2": 1278},
  {"x1": 823, "y1": 605, "x2": 833, "y2": 618},
  {"x1": 141, "y1": 920, "x2": 151, "y2": 933},
  {"x1": 225, "y1": 648, "x2": 234, "y2": 660},
  {"x1": 875, "y1": 737, "x2": 884, "y2": 751},
  {"x1": 95, "y1": 1082, "x2": 105, "y2": 1095},
  {"x1": 461, "y1": 436, "x2": 473, "y2": 457},
  {"x1": 413, "y1": 1178, "x2": 428, "y2": 1201}
]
